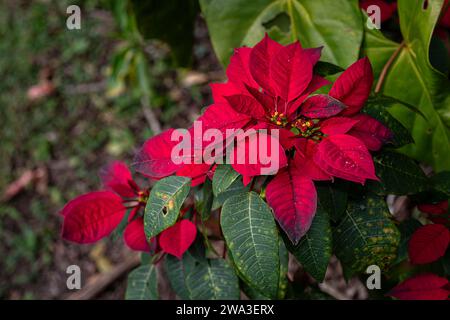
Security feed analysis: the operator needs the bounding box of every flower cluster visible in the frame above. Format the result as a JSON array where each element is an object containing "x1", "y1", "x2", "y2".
[{"x1": 133, "y1": 35, "x2": 392, "y2": 244}]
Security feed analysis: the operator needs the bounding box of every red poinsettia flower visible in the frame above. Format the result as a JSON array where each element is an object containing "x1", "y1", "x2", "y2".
[
  {"x1": 388, "y1": 273, "x2": 450, "y2": 300},
  {"x1": 61, "y1": 161, "x2": 197, "y2": 258},
  {"x1": 418, "y1": 200, "x2": 449, "y2": 225},
  {"x1": 408, "y1": 223, "x2": 450, "y2": 264}
]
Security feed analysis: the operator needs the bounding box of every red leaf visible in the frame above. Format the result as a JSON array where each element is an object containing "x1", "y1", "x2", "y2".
[
  {"x1": 314, "y1": 134, "x2": 378, "y2": 184},
  {"x1": 159, "y1": 220, "x2": 197, "y2": 259},
  {"x1": 210, "y1": 82, "x2": 241, "y2": 104},
  {"x1": 408, "y1": 224, "x2": 450, "y2": 264},
  {"x1": 61, "y1": 191, "x2": 126, "y2": 243},
  {"x1": 133, "y1": 129, "x2": 183, "y2": 179},
  {"x1": 360, "y1": 0, "x2": 397, "y2": 23},
  {"x1": 100, "y1": 161, "x2": 138, "y2": 198},
  {"x1": 294, "y1": 139, "x2": 332, "y2": 181},
  {"x1": 329, "y1": 57, "x2": 373, "y2": 115},
  {"x1": 266, "y1": 164, "x2": 317, "y2": 244},
  {"x1": 320, "y1": 117, "x2": 359, "y2": 136},
  {"x1": 348, "y1": 114, "x2": 393, "y2": 151},
  {"x1": 231, "y1": 131, "x2": 287, "y2": 177},
  {"x1": 224, "y1": 94, "x2": 266, "y2": 119},
  {"x1": 227, "y1": 47, "x2": 259, "y2": 90},
  {"x1": 176, "y1": 163, "x2": 212, "y2": 187},
  {"x1": 287, "y1": 75, "x2": 331, "y2": 115},
  {"x1": 388, "y1": 273, "x2": 449, "y2": 300},
  {"x1": 304, "y1": 47, "x2": 323, "y2": 66},
  {"x1": 300, "y1": 94, "x2": 346, "y2": 118},
  {"x1": 418, "y1": 200, "x2": 448, "y2": 215},
  {"x1": 249, "y1": 34, "x2": 282, "y2": 94},
  {"x1": 124, "y1": 217, "x2": 151, "y2": 252},
  {"x1": 270, "y1": 42, "x2": 313, "y2": 102},
  {"x1": 245, "y1": 84, "x2": 275, "y2": 115}
]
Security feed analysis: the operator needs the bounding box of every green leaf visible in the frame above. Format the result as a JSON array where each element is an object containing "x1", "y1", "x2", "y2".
[
  {"x1": 212, "y1": 165, "x2": 240, "y2": 197},
  {"x1": 200, "y1": 0, "x2": 363, "y2": 67},
  {"x1": 144, "y1": 176, "x2": 191, "y2": 238},
  {"x1": 362, "y1": 96, "x2": 414, "y2": 148},
  {"x1": 131, "y1": 0, "x2": 199, "y2": 66},
  {"x1": 316, "y1": 180, "x2": 348, "y2": 222},
  {"x1": 431, "y1": 171, "x2": 450, "y2": 197},
  {"x1": 195, "y1": 179, "x2": 214, "y2": 221},
  {"x1": 333, "y1": 194, "x2": 400, "y2": 275},
  {"x1": 286, "y1": 205, "x2": 332, "y2": 282},
  {"x1": 125, "y1": 264, "x2": 158, "y2": 300},
  {"x1": 367, "y1": 151, "x2": 429, "y2": 195},
  {"x1": 166, "y1": 251, "x2": 239, "y2": 300},
  {"x1": 363, "y1": 0, "x2": 450, "y2": 171},
  {"x1": 212, "y1": 178, "x2": 248, "y2": 210},
  {"x1": 186, "y1": 259, "x2": 240, "y2": 300},
  {"x1": 277, "y1": 238, "x2": 289, "y2": 299},
  {"x1": 221, "y1": 192, "x2": 280, "y2": 298},
  {"x1": 165, "y1": 241, "x2": 204, "y2": 299},
  {"x1": 314, "y1": 61, "x2": 345, "y2": 77}
]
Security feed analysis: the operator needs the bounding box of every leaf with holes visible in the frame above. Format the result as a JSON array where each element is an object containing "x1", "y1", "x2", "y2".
[
  {"x1": 221, "y1": 192, "x2": 280, "y2": 298},
  {"x1": 144, "y1": 176, "x2": 191, "y2": 239},
  {"x1": 125, "y1": 265, "x2": 158, "y2": 300},
  {"x1": 285, "y1": 205, "x2": 332, "y2": 282},
  {"x1": 200, "y1": 0, "x2": 363, "y2": 67},
  {"x1": 333, "y1": 194, "x2": 400, "y2": 275}
]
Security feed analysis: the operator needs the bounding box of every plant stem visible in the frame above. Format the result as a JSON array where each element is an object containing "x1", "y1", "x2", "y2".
[{"x1": 375, "y1": 41, "x2": 406, "y2": 93}]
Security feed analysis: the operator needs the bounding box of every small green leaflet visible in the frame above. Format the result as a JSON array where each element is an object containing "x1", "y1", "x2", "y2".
[{"x1": 212, "y1": 164, "x2": 240, "y2": 197}]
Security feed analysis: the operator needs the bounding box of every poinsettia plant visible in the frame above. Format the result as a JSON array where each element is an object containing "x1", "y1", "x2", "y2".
[{"x1": 61, "y1": 0, "x2": 450, "y2": 300}]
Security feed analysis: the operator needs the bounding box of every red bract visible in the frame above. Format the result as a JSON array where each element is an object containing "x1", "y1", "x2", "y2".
[
  {"x1": 388, "y1": 273, "x2": 450, "y2": 300},
  {"x1": 408, "y1": 224, "x2": 450, "y2": 264},
  {"x1": 418, "y1": 200, "x2": 448, "y2": 215},
  {"x1": 360, "y1": 0, "x2": 397, "y2": 23},
  {"x1": 266, "y1": 157, "x2": 316, "y2": 244},
  {"x1": 61, "y1": 162, "x2": 150, "y2": 251},
  {"x1": 203, "y1": 35, "x2": 389, "y2": 240},
  {"x1": 159, "y1": 219, "x2": 197, "y2": 259}
]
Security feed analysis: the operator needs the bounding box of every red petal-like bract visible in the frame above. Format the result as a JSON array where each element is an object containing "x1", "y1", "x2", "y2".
[
  {"x1": 348, "y1": 114, "x2": 393, "y2": 151},
  {"x1": 249, "y1": 34, "x2": 282, "y2": 94},
  {"x1": 266, "y1": 165, "x2": 317, "y2": 244},
  {"x1": 124, "y1": 217, "x2": 151, "y2": 252},
  {"x1": 314, "y1": 134, "x2": 378, "y2": 184},
  {"x1": 224, "y1": 94, "x2": 266, "y2": 119},
  {"x1": 320, "y1": 117, "x2": 359, "y2": 136},
  {"x1": 231, "y1": 131, "x2": 287, "y2": 177},
  {"x1": 329, "y1": 57, "x2": 373, "y2": 115},
  {"x1": 176, "y1": 163, "x2": 211, "y2": 187},
  {"x1": 417, "y1": 200, "x2": 448, "y2": 215},
  {"x1": 227, "y1": 47, "x2": 259, "y2": 90},
  {"x1": 294, "y1": 140, "x2": 331, "y2": 181},
  {"x1": 300, "y1": 94, "x2": 346, "y2": 119},
  {"x1": 408, "y1": 224, "x2": 450, "y2": 265},
  {"x1": 388, "y1": 273, "x2": 449, "y2": 300},
  {"x1": 159, "y1": 219, "x2": 197, "y2": 259},
  {"x1": 270, "y1": 42, "x2": 313, "y2": 102},
  {"x1": 61, "y1": 191, "x2": 126, "y2": 243},
  {"x1": 100, "y1": 161, "x2": 138, "y2": 198},
  {"x1": 133, "y1": 129, "x2": 183, "y2": 179}
]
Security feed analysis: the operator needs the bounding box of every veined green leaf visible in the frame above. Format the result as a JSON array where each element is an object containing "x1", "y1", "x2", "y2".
[
  {"x1": 333, "y1": 195, "x2": 400, "y2": 275},
  {"x1": 212, "y1": 165, "x2": 240, "y2": 197},
  {"x1": 144, "y1": 176, "x2": 191, "y2": 239},
  {"x1": 286, "y1": 205, "x2": 332, "y2": 282},
  {"x1": 125, "y1": 264, "x2": 158, "y2": 300},
  {"x1": 200, "y1": 0, "x2": 363, "y2": 67},
  {"x1": 316, "y1": 181, "x2": 348, "y2": 222},
  {"x1": 368, "y1": 151, "x2": 429, "y2": 195},
  {"x1": 221, "y1": 192, "x2": 280, "y2": 298}
]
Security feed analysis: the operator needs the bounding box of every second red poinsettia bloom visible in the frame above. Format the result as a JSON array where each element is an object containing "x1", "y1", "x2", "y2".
[{"x1": 61, "y1": 161, "x2": 197, "y2": 258}]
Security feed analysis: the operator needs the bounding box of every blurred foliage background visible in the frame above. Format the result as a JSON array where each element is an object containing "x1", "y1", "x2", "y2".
[{"x1": 0, "y1": 0, "x2": 219, "y2": 299}]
